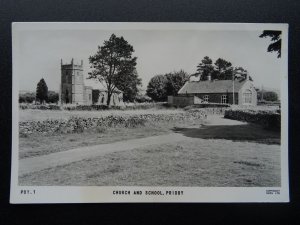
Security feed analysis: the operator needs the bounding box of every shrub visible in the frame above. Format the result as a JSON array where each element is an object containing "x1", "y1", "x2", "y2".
[
  {"x1": 257, "y1": 91, "x2": 279, "y2": 102},
  {"x1": 47, "y1": 91, "x2": 59, "y2": 103},
  {"x1": 134, "y1": 95, "x2": 152, "y2": 103},
  {"x1": 224, "y1": 108, "x2": 280, "y2": 130},
  {"x1": 19, "y1": 92, "x2": 35, "y2": 103}
]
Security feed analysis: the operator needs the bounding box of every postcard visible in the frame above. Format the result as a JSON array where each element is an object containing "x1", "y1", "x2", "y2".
[{"x1": 10, "y1": 22, "x2": 289, "y2": 203}]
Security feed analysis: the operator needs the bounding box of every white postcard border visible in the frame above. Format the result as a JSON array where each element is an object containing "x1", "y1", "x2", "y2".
[{"x1": 10, "y1": 22, "x2": 289, "y2": 203}]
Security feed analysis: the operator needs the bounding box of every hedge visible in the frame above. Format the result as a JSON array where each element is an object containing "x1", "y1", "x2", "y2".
[{"x1": 224, "y1": 109, "x2": 280, "y2": 130}]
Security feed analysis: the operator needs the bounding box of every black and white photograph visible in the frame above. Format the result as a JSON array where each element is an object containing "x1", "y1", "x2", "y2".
[{"x1": 10, "y1": 22, "x2": 289, "y2": 203}]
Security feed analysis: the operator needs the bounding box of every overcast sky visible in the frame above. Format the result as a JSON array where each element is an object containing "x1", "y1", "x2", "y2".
[{"x1": 16, "y1": 28, "x2": 282, "y2": 92}]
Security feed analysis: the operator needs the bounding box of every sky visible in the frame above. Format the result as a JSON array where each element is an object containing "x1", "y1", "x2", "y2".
[{"x1": 16, "y1": 27, "x2": 283, "y2": 92}]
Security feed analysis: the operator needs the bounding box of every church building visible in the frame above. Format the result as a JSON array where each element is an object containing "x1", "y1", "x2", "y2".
[{"x1": 60, "y1": 59, "x2": 123, "y2": 106}]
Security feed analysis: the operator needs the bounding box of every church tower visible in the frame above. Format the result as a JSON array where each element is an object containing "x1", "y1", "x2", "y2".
[{"x1": 60, "y1": 58, "x2": 84, "y2": 104}]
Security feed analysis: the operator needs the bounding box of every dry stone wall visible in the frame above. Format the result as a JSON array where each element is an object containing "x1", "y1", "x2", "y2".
[{"x1": 19, "y1": 111, "x2": 206, "y2": 136}]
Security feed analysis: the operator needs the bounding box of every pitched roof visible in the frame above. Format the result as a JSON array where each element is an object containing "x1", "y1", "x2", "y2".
[{"x1": 178, "y1": 79, "x2": 247, "y2": 94}]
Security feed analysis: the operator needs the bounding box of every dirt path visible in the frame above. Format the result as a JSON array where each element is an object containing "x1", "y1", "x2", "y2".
[
  {"x1": 19, "y1": 115, "x2": 245, "y2": 176},
  {"x1": 19, "y1": 133, "x2": 189, "y2": 176}
]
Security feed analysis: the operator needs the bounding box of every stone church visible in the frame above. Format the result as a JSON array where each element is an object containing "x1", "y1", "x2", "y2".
[{"x1": 60, "y1": 59, "x2": 123, "y2": 106}]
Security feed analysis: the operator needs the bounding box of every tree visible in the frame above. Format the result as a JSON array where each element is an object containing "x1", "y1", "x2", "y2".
[
  {"x1": 88, "y1": 34, "x2": 138, "y2": 106},
  {"x1": 114, "y1": 69, "x2": 142, "y2": 102},
  {"x1": 195, "y1": 56, "x2": 214, "y2": 81},
  {"x1": 146, "y1": 70, "x2": 189, "y2": 101},
  {"x1": 36, "y1": 78, "x2": 48, "y2": 104},
  {"x1": 233, "y1": 67, "x2": 253, "y2": 81},
  {"x1": 165, "y1": 70, "x2": 189, "y2": 96},
  {"x1": 214, "y1": 58, "x2": 233, "y2": 80},
  {"x1": 146, "y1": 75, "x2": 168, "y2": 101},
  {"x1": 47, "y1": 91, "x2": 59, "y2": 103},
  {"x1": 19, "y1": 92, "x2": 35, "y2": 103},
  {"x1": 259, "y1": 30, "x2": 282, "y2": 58},
  {"x1": 258, "y1": 91, "x2": 278, "y2": 102},
  {"x1": 233, "y1": 67, "x2": 254, "y2": 81}
]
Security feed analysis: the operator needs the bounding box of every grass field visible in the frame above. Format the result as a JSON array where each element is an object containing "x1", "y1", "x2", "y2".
[
  {"x1": 19, "y1": 138, "x2": 280, "y2": 187},
  {"x1": 19, "y1": 124, "x2": 174, "y2": 159},
  {"x1": 18, "y1": 108, "x2": 281, "y2": 187}
]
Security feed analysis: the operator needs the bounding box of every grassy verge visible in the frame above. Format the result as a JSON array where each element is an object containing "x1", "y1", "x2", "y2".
[{"x1": 19, "y1": 138, "x2": 280, "y2": 187}]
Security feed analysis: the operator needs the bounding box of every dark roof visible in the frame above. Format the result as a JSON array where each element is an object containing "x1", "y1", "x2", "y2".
[{"x1": 178, "y1": 79, "x2": 247, "y2": 94}]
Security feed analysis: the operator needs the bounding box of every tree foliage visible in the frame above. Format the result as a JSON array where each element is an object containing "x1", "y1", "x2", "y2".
[
  {"x1": 47, "y1": 91, "x2": 59, "y2": 103},
  {"x1": 165, "y1": 70, "x2": 190, "y2": 96},
  {"x1": 193, "y1": 56, "x2": 252, "y2": 81},
  {"x1": 36, "y1": 78, "x2": 48, "y2": 104},
  {"x1": 257, "y1": 91, "x2": 278, "y2": 102},
  {"x1": 196, "y1": 56, "x2": 214, "y2": 81},
  {"x1": 88, "y1": 34, "x2": 139, "y2": 105},
  {"x1": 147, "y1": 70, "x2": 189, "y2": 101},
  {"x1": 114, "y1": 69, "x2": 142, "y2": 102},
  {"x1": 259, "y1": 30, "x2": 282, "y2": 58},
  {"x1": 146, "y1": 75, "x2": 167, "y2": 101},
  {"x1": 213, "y1": 58, "x2": 233, "y2": 80},
  {"x1": 19, "y1": 92, "x2": 35, "y2": 103},
  {"x1": 233, "y1": 67, "x2": 253, "y2": 81},
  {"x1": 20, "y1": 90, "x2": 58, "y2": 104}
]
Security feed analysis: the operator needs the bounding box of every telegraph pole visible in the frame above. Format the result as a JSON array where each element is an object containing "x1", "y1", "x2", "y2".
[{"x1": 232, "y1": 78, "x2": 235, "y2": 105}]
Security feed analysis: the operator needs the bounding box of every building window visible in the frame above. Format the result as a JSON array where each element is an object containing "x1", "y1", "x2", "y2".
[
  {"x1": 89, "y1": 94, "x2": 91, "y2": 101},
  {"x1": 243, "y1": 90, "x2": 252, "y2": 104},
  {"x1": 203, "y1": 95, "x2": 209, "y2": 102},
  {"x1": 221, "y1": 95, "x2": 227, "y2": 104}
]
